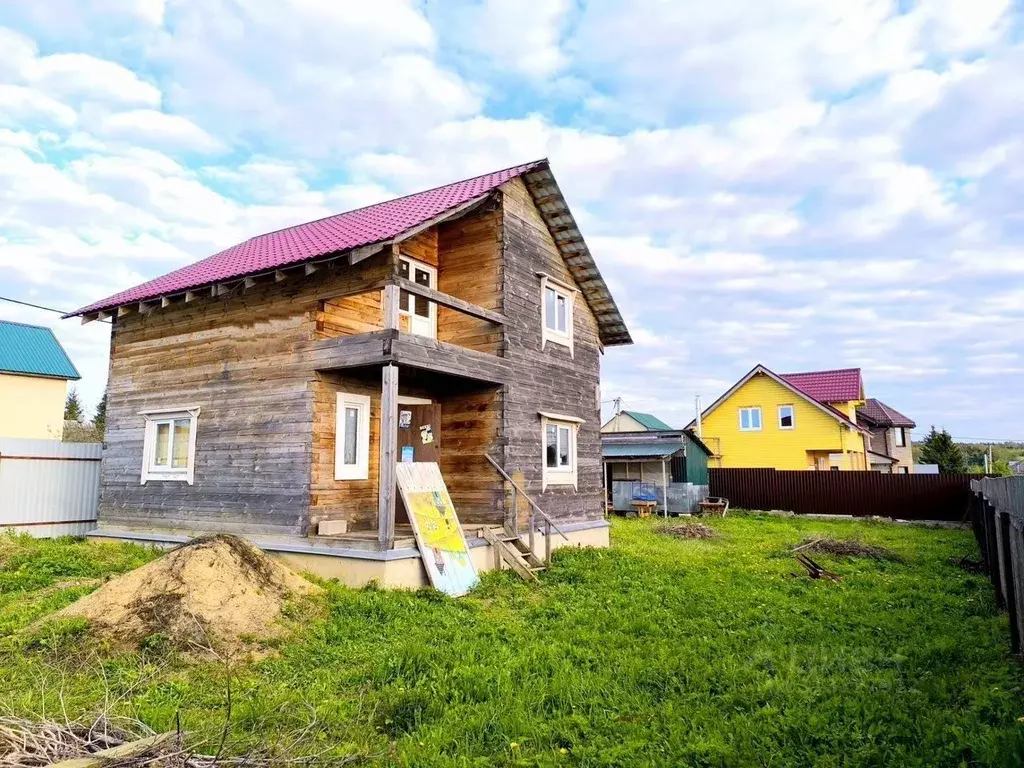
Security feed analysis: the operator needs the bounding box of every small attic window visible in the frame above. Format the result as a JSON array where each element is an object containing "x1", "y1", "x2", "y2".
[{"x1": 538, "y1": 273, "x2": 577, "y2": 355}]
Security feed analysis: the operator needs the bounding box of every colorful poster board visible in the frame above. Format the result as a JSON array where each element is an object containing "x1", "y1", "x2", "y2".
[{"x1": 395, "y1": 462, "x2": 480, "y2": 597}]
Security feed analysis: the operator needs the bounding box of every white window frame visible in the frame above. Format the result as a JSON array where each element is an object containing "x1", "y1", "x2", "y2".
[
  {"x1": 538, "y1": 273, "x2": 577, "y2": 356},
  {"x1": 894, "y1": 427, "x2": 906, "y2": 448},
  {"x1": 335, "y1": 392, "x2": 371, "y2": 481},
  {"x1": 398, "y1": 257, "x2": 437, "y2": 339},
  {"x1": 540, "y1": 411, "x2": 583, "y2": 490},
  {"x1": 778, "y1": 404, "x2": 795, "y2": 430},
  {"x1": 140, "y1": 406, "x2": 200, "y2": 485},
  {"x1": 738, "y1": 406, "x2": 762, "y2": 432}
]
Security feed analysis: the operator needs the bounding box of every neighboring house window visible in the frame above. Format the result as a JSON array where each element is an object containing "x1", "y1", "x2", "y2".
[
  {"x1": 538, "y1": 273, "x2": 577, "y2": 354},
  {"x1": 398, "y1": 257, "x2": 437, "y2": 338},
  {"x1": 778, "y1": 405, "x2": 795, "y2": 430},
  {"x1": 335, "y1": 392, "x2": 371, "y2": 480},
  {"x1": 894, "y1": 427, "x2": 906, "y2": 447},
  {"x1": 739, "y1": 407, "x2": 762, "y2": 431},
  {"x1": 899, "y1": 466, "x2": 909, "y2": 475},
  {"x1": 141, "y1": 407, "x2": 200, "y2": 485},
  {"x1": 540, "y1": 411, "x2": 582, "y2": 489}
]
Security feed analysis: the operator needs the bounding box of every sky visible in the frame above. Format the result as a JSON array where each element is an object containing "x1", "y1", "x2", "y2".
[{"x1": 0, "y1": 0, "x2": 1022, "y2": 442}]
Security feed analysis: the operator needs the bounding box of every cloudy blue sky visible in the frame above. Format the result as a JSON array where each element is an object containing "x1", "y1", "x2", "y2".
[{"x1": 0, "y1": 0, "x2": 1021, "y2": 441}]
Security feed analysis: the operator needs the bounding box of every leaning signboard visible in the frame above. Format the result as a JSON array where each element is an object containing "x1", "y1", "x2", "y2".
[{"x1": 395, "y1": 462, "x2": 480, "y2": 596}]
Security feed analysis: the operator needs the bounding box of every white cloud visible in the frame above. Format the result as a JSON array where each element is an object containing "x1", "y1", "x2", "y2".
[
  {"x1": 97, "y1": 109, "x2": 223, "y2": 152},
  {"x1": 29, "y1": 53, "x2": 161, "y2": 106},
  {"x1": 0, "y1": 84, "x2": 76, "y2": 126}
]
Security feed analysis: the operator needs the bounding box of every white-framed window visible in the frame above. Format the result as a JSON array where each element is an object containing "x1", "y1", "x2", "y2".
[
  {"x1": 140, "y1": 406, "x2": 200, "y2": 485},
  {"x1": 538, "y1": 273, "x2": 577, "y2": 354},
  {"x1": 540, "y1": 411, "x2": 583, "y2": 490},
  {"x1": 335, "y1": 392, "x2": 371, "y2": 480},
  {"x1": 778, "y1": 404, "x2": 795, "y2": 430},
  {"x1": 398, "y1": 257, "x2": 437, "y2": 339},
  {"x1": 739, "y1": 407, "x2": 762, "y2": 432},
  {"x1": 894, "y1": 427, "x2": 906, "y2": 447},
  {"x1": 899, "y1": 466, "x2": 909, "y2": 475}
]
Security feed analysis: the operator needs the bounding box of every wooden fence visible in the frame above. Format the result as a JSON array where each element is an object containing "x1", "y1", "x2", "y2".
[
  {"x1": 970, "y1": 477, "x2": 1024, "y2": 653},
  {"x1": 0, "y1": 438, "x2": 102, "y2": 536},
  {"x1": 709, "y1": 468, "x2": 976, "y2": 521}
]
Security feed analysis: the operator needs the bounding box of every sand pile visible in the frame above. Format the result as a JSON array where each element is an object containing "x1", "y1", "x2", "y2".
[{"x1": 57, "y1": 534, "x2": 320, "y2": 654}]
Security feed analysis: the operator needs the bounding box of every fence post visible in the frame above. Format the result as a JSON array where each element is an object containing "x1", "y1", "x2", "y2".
[{"x1": 998, "y1": 512, "x2": 1020, "y2": 653}]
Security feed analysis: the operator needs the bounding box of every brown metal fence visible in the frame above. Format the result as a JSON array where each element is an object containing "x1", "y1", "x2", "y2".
[
  {"x1": 709, "y1": 468, "x2": 976, "y2": 521},
  {"x1": 970, "y1": 477, "x2": 1024, "y2": 654}
]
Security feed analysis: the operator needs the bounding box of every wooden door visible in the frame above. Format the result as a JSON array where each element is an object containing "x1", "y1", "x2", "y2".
[{"x1": 398, "y1": 404, "x2": 441, "y2": 464}]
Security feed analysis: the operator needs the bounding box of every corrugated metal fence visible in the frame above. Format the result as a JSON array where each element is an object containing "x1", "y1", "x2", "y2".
[
  {"x1": 709, "y1": 468, "x2": 975, "y2": 521},
  {"x1": 0, "y1": 438, "x2": 102, "y2": 536},
  {"x1": 970, "y1": 477, "x2": 1024, "y2": 653}
]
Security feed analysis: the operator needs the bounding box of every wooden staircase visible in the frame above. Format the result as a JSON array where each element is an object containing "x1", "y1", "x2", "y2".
[{"x1": 478, "y1": 527, "x2": 546, "y2": 583}]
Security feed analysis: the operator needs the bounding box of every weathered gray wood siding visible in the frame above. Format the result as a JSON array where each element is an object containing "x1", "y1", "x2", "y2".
[
  {"x1": 498, "y1": 178, "x2": 604, "y2": 523},
  {"x1": 100, "y1": 254, "x2": 391, "y2": 536}
]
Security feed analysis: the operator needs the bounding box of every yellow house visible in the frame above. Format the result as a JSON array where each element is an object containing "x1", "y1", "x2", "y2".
[
  {"x1": 0, "y1": 320, "x2": 81, "y2": 440},
  {"x1": 688, "y1": 365, "x2": 869, "y2": 471}
]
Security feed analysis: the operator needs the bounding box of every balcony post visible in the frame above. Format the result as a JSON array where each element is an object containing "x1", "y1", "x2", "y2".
[{"x1": 378, "y1": 363, "x2": 399, "y2": 549}]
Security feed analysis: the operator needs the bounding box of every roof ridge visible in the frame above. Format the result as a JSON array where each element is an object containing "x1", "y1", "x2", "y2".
[
  {"x1": 781, "y1": 367, "x2": 861, "y2": 376},
  {"x1": 243, "y1": 158, "x2": 548, "y2": 243},
  {"x1": 0, "y1": 318, "x2": 56, "y2": 331}
]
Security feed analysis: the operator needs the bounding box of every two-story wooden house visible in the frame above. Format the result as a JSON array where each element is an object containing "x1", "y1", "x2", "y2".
[{"x1": 67, "y1": 160, "x2": 631, "y2": 586}]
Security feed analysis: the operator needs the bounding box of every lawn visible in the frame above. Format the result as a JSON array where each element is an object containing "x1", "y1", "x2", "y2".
[{"x1": 1, "y1": 515, "x2": 1022, "y2": 767}]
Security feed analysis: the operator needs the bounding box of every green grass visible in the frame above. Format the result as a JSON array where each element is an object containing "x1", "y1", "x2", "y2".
[{"x1": 1, "y1": 515, "x2": 1022, "y2": 767}]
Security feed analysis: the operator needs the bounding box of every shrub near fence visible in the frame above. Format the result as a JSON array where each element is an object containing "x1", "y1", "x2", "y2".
[
  {"x1": 970, "y1": 477, "x2": 1024, "y2": 654},
  {"x1": 709, "y1": 468, "x2": 976, "y2": 521}
]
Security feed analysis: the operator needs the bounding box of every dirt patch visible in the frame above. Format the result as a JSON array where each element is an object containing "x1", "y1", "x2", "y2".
[
  {"x1": 659, "y1": 523, "x2": 721, "y2": 540},
  {"x1": 793, "y1": 538, "x2": 905, "y2": 562},
  {"x1": 54, "y1": 534, "x2": 320, "y2": 656}
]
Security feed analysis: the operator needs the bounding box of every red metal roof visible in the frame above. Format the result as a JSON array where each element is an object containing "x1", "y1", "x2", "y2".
[
  {"x1": 857, "y1": 398, "x2": 915, "y2": 428},
  {"x1": 780, "y1": 368, "x2": 863, "y2": 403},
  {"x1": 69, "y1": 160, "x2": 545, "y2": 317}
]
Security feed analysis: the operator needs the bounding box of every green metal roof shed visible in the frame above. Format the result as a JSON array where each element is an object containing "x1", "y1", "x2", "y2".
[
  {"x1": 0, "y1": 320, "x2": 81, "y2": 380},
  {"x1": 619, "y1": 410, "x2": 674, "y2": 431}
]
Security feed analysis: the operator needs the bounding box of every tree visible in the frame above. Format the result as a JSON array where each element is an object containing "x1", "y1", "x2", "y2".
[
  {"x1": 93, "y1": 392, "x2": 107, "y2": 434},
  {"x1": 917, "y1": 426, "x2": 968, "y2": 474},
  {"x1": 64, "y1": 388, "x2": 84, "y2": 423},
  {"x1": 990, "y1": 460, "x2": 1014, "y2": 478}
]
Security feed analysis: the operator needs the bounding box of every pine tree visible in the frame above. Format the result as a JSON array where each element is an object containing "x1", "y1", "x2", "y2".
[
  {"x1": 917, "y1": 426, "x2": 968, "y2": 474},
  {"x1": 93, "y1": 392, "x2": 107, "y2": 434},
  {"x1": 64, "y1": 388, "x2": 84, "y2": 423}
]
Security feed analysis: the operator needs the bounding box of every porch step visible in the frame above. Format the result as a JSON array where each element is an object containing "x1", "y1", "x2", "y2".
[{"x1": 478, "y1": 527, "x2": 545, "y2": 583}]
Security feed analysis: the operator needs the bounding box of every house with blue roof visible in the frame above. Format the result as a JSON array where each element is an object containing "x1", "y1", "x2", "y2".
[
  {"x1": 0, "y1": 320, "x2": 80, "y2": 439},
  {"x1": 600, "y1": 409, "x2": 713, "y2": 515}
]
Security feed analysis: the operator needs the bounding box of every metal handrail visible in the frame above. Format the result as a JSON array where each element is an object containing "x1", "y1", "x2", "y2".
[{"x1": 484, "y1": 454, "x2": 569, "y2": 541}]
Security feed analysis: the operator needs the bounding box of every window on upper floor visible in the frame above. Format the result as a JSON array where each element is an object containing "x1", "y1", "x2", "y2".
[
  {"x1": 398, "y1": 257, "x2": 436, "y2": 339},
  {"x1": 739, "y1": 406, "x2": 762, "y2": 432},
  {"x1": 778, "y1": 404, "x2": 795, "y2": 430},
  {"x1": 894, "y1": 427, "x2": 906, "y2": 447},
  {"x1": 141, "y1": 407, "x2": 200, "y2": 485},
  {"x1": 539, "y1": 273, "x2": 577, "y2": 354}
]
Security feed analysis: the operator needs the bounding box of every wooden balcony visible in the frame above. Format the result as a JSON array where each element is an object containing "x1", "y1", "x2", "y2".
[{"x1": 309, "y1": 329, "x2": 512, "y2": 386}]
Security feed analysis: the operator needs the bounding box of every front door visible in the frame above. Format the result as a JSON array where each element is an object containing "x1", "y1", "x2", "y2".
[
  {"x1": 398, "y1": 404, "x2": 441, "y2": 463},
  {"x1": 399, "y1": 258, "x2": 437, "y2": 338}
]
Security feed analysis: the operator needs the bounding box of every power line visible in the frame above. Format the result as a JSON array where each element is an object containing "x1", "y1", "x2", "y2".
[{"x1": 0, "y1": 295, "x2": 110, "y2": 324}]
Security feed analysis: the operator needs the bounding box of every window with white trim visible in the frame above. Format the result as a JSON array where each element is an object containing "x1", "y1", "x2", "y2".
[
  {"x1": 335, "y1": 392, "x2": 371, "y2": 480},
  {"x1": 141, "y1": 407, "x2": 200, "y2": 484},
  {"x1": 778, "y1": 404, "x2": 795, "y2": 430},
  {"x1": 739, "y1": 407, "x2": 762, "y2": 431},
  {"x1": 539, "y1": 274, "x2": 576, "y2": 353},
  {"x1": 398, "y1": 257, "x2": 437, "y2": 339},
  {"x1": 894, "y1": 427, "x2": 906, "y2": 447},
  {"x1": 540, "y1": 412, "x2": 581, "y2": 489}
]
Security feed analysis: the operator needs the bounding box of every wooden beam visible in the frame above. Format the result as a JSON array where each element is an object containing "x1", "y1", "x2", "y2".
[
  {"x1": 318, "y1": 278, "x2": 386, "y2": 304},
  {"x1": 244, "y1": 276, "x2": 258, "y2": 289},
  {"x1": 393, "y1": 277, "x2": 505, "y2": 325},
  {"x1": 98, "y1": 310, "x2": 113, "y2": 321},
  {"x1": 161, "y1": 296, "x2": 173, "y2": 308},
  {"x1": 393, "y1": 193, "x2": 492, "y2": 245},
  {"x1": 184, "y1": 290, "x2": 199, "y2": 303},
  {"x1": 378, "y1": 363, "x2": 399, "y2": 549},
  {"x1": 304, "y1": 263, "x2": 319, "y2": 276},
  {"x1": 348, "y1": 243, "x2": 386, "y2": 265},
  {"x1": 117, "y1": 305, "x2": 134, "y2": 317},
  {"x1": 274, "y1": 270, "x2": 287, "y2": 282},
  {"x1": 80, "y1": 313, "x2": 98, "y2": 325}
]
